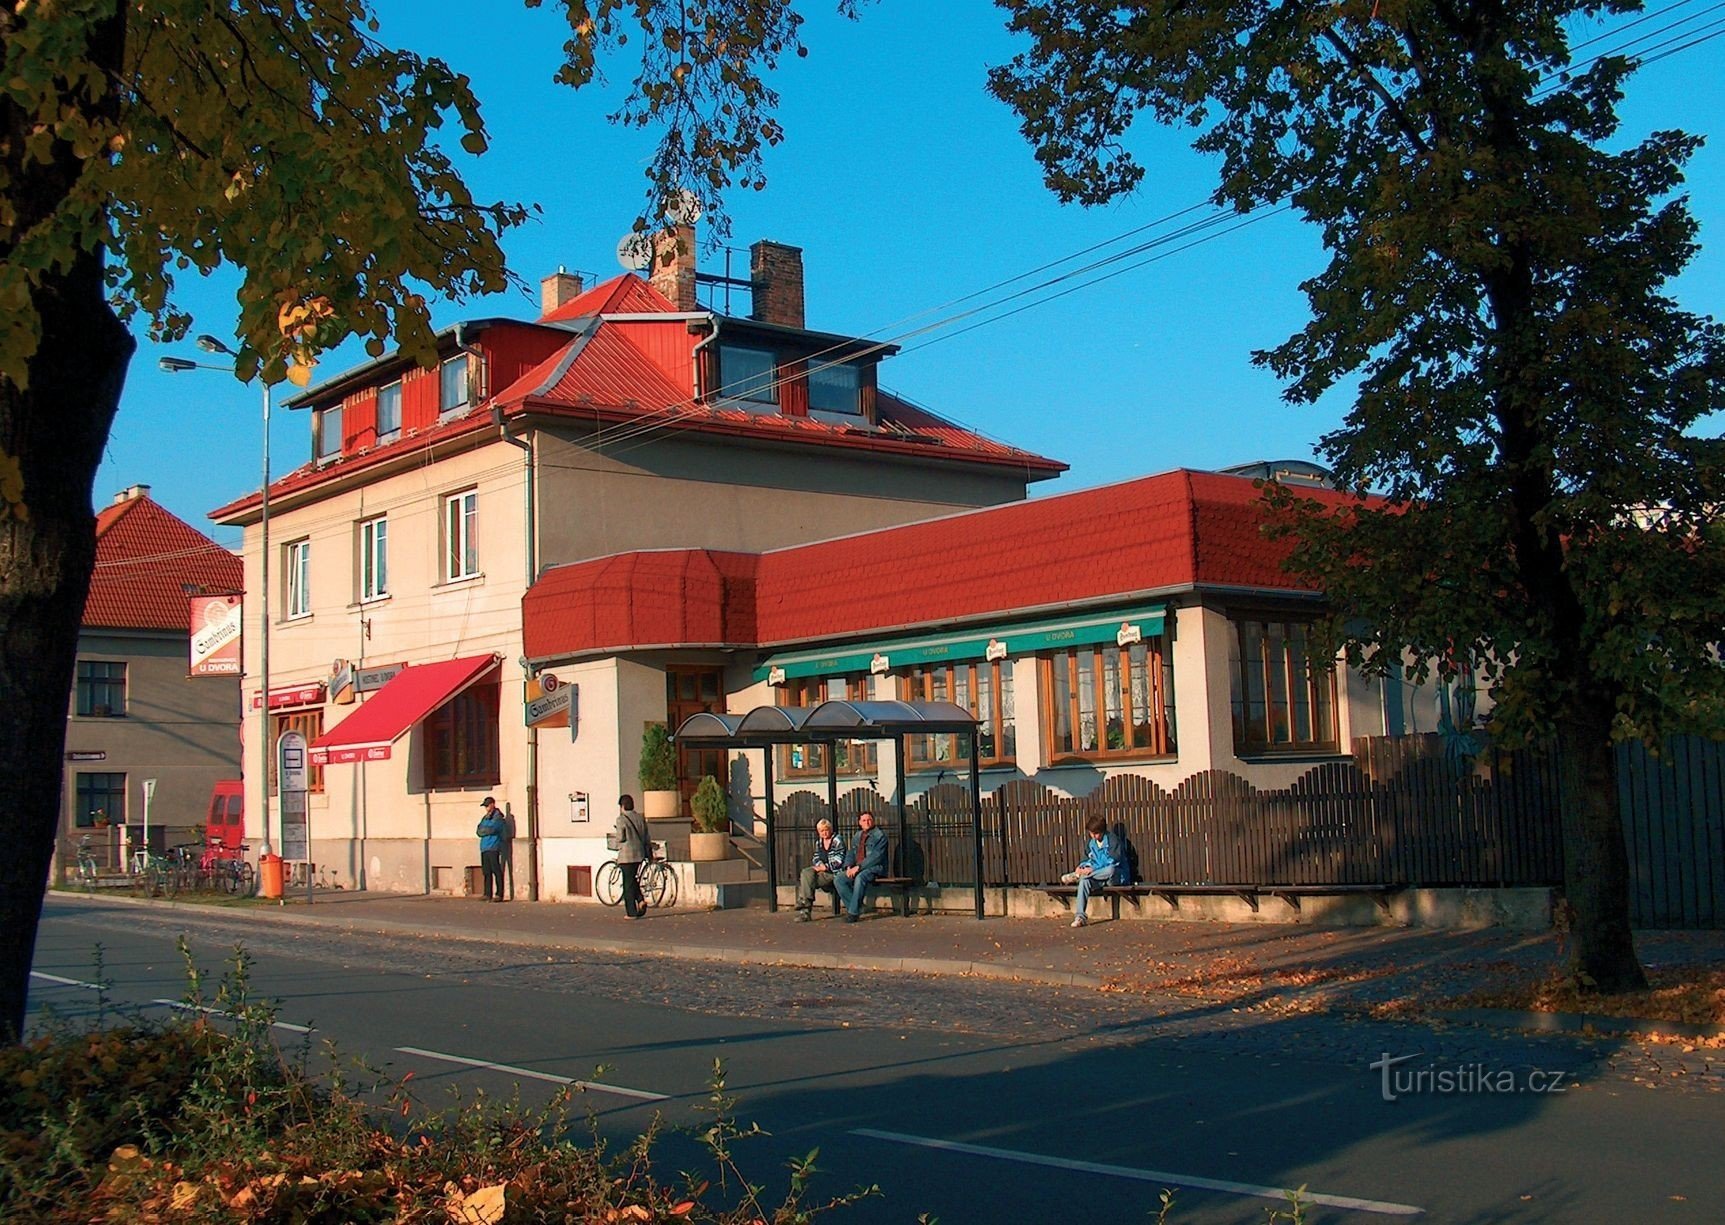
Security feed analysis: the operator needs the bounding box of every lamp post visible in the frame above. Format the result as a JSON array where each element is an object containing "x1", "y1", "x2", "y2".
[{"x1": 159, "y1": 341, "x2": 273, "y2": 856}]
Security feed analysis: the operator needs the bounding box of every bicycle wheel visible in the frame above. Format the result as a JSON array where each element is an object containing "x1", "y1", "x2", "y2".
[
  {"x1": 235, "y1": 861, "x2": 257, "y2": 898},
  {"x1": 647, "y1": 861, "x2": 675, "y2": 909},
  {"x1": 162, "y1": 862, "x2": 183, "y2": 899},
  {"x1": 595, "y1": 860, "x2": 624, "y2": 906},
  {"x1": 139, "y1": 863, "x2": 162, "y2": 898}
]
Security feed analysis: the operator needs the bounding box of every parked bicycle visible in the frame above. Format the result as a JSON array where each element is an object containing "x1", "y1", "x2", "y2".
[
  {"x1": 198, "y1": 836, "x2": 257, "y2": 896},
  {"x1": 596, "y1": 843, "x2": 677, "y2": 910},
  {"x1": 74, "y1": 836, "x2": 102, "y2": 893},
  {"x1": 130, "y1": 846, "x2": 189, "y2": 898}
]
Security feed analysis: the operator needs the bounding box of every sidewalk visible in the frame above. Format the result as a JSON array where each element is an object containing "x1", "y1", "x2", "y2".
[{"x1": 83, "y1": 887, "x2": 1725, "y2": 1038}]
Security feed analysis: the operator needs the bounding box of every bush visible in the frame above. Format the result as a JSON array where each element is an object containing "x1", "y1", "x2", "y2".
[{"x1": 690, "y1": 775, "x2": 729, "y2": 833}]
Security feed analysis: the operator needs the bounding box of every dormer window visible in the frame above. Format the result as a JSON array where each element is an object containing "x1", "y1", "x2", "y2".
[
  {"x1": 718, "y1": 345, "x2": 778, "y2": 404},
  {"x1": 808, "y1": 360, "x2": 861, "y2": 416},
  {"x1": 316, "y1": 405, "x2": 343, "y2": 461},
  {"x1": 439, "y1": 355, "x2": 470, "y2": 415},
  {"x1": 377, "y1": 380, "x2": 402, "y2": 442}
]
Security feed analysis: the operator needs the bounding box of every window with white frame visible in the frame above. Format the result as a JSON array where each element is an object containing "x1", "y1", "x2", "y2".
[
  {"x1": 284, "y1": 539, "x2": 311, "y2": 619},
  {"x1": 315, "y1": 405, "x2": 343, "y2": 460},
  {"x1": 439, "y1": 356, "x2": 469, "y2": 414},
  {"x1": 443, "y1": 489, "x2": 479, "y2": 582},
  {"x1": 376, "y1": 380, "x2": 402, "y2": 441},
  {"x1": 358, "y1": 516, "x2": 388, "y2": 602}
]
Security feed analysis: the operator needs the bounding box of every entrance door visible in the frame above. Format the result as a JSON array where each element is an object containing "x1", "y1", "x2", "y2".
[{"x1": 667, "y1": 666, "x2": 726, "y2": 812}]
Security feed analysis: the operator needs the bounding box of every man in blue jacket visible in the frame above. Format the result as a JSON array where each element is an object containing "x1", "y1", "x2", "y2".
[
  {"x1": 833, "y1": 810, "x2": 886, "y2": 923},
  {"x1": 476, "y1": 796, "x2": 508, "y2": 903}
]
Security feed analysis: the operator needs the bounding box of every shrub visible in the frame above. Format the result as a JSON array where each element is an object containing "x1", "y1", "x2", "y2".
[
  {"x1": 690, "y1": 775, "x2": 729, "y2": 833},
  {"x1": 639, "y1": 722, "x2": 677, "y2": 791}
]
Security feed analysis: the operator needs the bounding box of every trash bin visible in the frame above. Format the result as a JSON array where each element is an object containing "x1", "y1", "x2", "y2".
[{"x1": 259, "y1": 853, "x2": 283, "y2": 899}]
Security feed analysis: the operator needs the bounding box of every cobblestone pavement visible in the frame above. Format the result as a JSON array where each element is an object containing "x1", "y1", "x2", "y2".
[{"x1": 46, "y1": 903, "x2": 1724, "y2": 1098}]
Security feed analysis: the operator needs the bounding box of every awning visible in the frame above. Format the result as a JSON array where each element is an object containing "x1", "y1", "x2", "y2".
[
  {"x1": 309, "y1": 654, "x2": 500, "y2": 765},
  {"x1": 754, "y1": 603, "x2": 1167, "y2": 682}
]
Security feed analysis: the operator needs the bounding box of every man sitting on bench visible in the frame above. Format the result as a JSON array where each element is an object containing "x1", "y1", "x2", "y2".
[
  {"x1": 794, "y1": 818, "x2": 846, "y2": 921},
  {"x1": 1059, "y1": 815, "x2": 1116, "y2": 928},
  {"x1": 833, "y1": 810, "x2": 886, "y2": 924}
]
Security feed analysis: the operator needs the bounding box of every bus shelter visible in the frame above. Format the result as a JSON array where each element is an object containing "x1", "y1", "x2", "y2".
[{"x1": 672, "y1": 699, "x2": 986, "y2": 918}]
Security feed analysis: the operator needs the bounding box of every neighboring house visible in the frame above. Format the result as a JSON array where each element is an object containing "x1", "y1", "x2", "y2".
[
  {"x1": 63, "y1": 486, "x2": 242, "y2": 873},
  {"x1": 208, "y1": 233, "x2": 1065, "y2": 897}
]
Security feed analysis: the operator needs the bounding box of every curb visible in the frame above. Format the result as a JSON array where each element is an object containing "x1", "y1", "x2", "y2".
[
  {"x1": 1447, "y1": 1007, "x2": 1725, "y2": 1043},
  {"x1": 50, "y1": 892, "x2": 1105, "y2": 991}
]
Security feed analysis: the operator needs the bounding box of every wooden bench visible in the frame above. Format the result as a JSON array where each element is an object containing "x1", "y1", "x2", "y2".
[
  {"x1": 825, "y1": 875, "x2": 918, "y2": 917},
  {"x1": 1042, "y1": 882, "x2": 1403, "y2": 918}
]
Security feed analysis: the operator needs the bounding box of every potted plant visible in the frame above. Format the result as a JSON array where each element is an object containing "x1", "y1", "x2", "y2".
[
  {"x1": 687, "y1": 774, "x2": 731, "y2": 862},
  {"x1": 639, "y1": 723, "x2": 680, "y2": 820}
]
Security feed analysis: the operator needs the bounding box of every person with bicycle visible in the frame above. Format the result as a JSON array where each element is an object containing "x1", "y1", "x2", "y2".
[
  {"x1": 613, "y1": 794, "x2": 650, "y2": 919},
  {"x1": 793, "y1": 818, "x2": 845, "y2": 921}
]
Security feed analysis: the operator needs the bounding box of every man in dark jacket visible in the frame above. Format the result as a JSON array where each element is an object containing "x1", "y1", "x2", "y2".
[
  {"x1": 476, "y1": 796, "x2": 508, "y2": 903},
  {"x1": 833, "y1": 810, "x2": 886, "y2": 923},
  {"x1": 613, "y1": 794, "x2": 651, "y2": 919}
]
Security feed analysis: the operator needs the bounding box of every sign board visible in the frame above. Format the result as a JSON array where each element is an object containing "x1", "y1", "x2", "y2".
[
  {"x1": 355, "y1": 662, "x2": 405, "y2": 693},
  {"x1": 252, "y1": 682, "x2": 325, "y2": 711},
  {"x1": 525, "y1": 675, "x2": 576, "y2": 728},
  {"x1": 309, "y1": 743, "x2": 389, "y2": 766},
  {"x1": 278, "y1": 731, "x2": 310, "y2": 861},
  {"x1": 189, "y1": 595, "x2": 243, "y2": 676},
  {"x1": 66, "y1": 750, "x2": 107, "y2": 762},
  {"x1": 569, "y1": 790, "x2": 590, "y2": 823},
  {"x1": 329, "y1": 658, "x2": 356, "y2": 704}
]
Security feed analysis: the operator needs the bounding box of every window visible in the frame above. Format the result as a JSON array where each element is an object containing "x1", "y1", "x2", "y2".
[
  {"x1": 899, "y1": 661, "x2": 1015, "y2": 769},
  {"x1": 1041, "y1": 640, "x2": 1176, "y2": 762},
  {"x1": 75, "y1": 660, "x2": 126, "y2": 717},
  {"x1": 270, "y1": 709, "x2": 325, "y2": 793},
  {"x1": 316, "y1": 406, "x2": 343, "y2": 460},
  {"x1": 775, "y1": 676, "x2": 875, "y2": 777},
  {"x1": 425, "y1": 682, "x2": 500, "y2": 788},
  {"x1": 717, "y1": 345, "x2": 778, "y2": 404},
  {"x1": 358, "y1": 516, "x2": 388, "y2": 601},
  {"x1": 439, "y1": 355, "x2": 469, "y2": 414},
  {"x1": 284, "y1": 539, "x2": 311, "y2": 618},
  {"x1": 377, "y1": 380, "x2": 402, "y2": 441},
  {"x1": 443, "y1": 489, "x2": 479, "y2": 581},
  {"x1": 1230, "y1": 619, "x2": 1339, "y2": 755},
  {"x1": 807, "y1": 361, "x2": 861, "y2": 415},
  {"x1": 74, "y1": 772, "x2": 126, "y2": 827}
]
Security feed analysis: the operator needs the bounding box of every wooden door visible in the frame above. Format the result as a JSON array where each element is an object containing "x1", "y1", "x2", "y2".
[{"x1": 667, "y1": 666, "x2": 727, "y2": 813}]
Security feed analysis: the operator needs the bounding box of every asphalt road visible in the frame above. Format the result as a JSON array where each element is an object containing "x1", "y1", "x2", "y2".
[{"x1": 26, "y1": 896, "x2": 1725, "y2": 1223}]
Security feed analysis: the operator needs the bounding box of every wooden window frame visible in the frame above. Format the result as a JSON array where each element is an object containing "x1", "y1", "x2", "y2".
[
  {"x1": 424, "y1": 682, "x2": 500, "y2": 790},
  {"x1": 269, "y1": 708, "x2": 325, "y2": 794},
  {"x1": 75, "y1": 659, "x2": 127, "y2": 717},
  {"x1": 1039, "y1": 640, "x2": 1176, "y2": 765},
  {"x1": 897, "y1": 660, "x2": 1015, "y2": 770},
  {"x1": 774, "y1": 676, "x2": 875, "y2": 778},
  {"x1": 73, "y1": 772, "x2": 126, "y2": 827},
  {"x1": 1230, "y1": 618, "x2": 1340, "y2": 756}
]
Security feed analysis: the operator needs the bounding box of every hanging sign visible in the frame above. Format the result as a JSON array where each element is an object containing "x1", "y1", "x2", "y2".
[
  {"x1": 190, "y1": 595, "x2": 243, "y2": 676},
  {"x1": 525, "y1": 674, "x2": 575, "y2": 727}
]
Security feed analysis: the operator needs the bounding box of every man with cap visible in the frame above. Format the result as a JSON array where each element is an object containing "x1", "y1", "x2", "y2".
[{"x1": 476, "y1": 796, "x2": 508, "y2": 902}]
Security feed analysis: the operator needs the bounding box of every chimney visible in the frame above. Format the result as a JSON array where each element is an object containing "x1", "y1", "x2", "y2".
[
  {"x1": 540, "y1": 267, "x2": 584, "y2": 316},
  {"x1": 113, "y1": 484, "x2": 151, "y2": 505},
  {"x1": 750, "y1": 240, "x2": 805, "y2": 330},
  {"x1": 649, "y1": 224, "x2": 698, "y2": 311}
]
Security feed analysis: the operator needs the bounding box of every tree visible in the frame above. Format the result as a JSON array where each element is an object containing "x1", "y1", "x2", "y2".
[
  {"x1": 990, "y1": 0, "x2": 1725, "y2": 990},
  {"x1": 0, "y1": 0, "x2": 821, "y2": 1040}
]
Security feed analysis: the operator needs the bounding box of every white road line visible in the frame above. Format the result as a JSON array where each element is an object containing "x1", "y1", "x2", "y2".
[
  {"x1": 30, "y1": 971, "x2": 103, "y2": 991},
  {"x1": 150, "y1": 999, "x2": 315, "y2": 1034},
  {"x1": 394, "y1": 1046, "x2": 668, "y2": 1102},
  {"x1": 850, "y1": 1128, "x2": 1423, "y2": 1217}
]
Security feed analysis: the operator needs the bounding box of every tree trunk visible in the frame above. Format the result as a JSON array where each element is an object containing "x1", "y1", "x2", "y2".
[
  {"x1": 0, "y1": 251, "x2": 133, "y2": 1040},
  {"x1": 1555, "y1": 715, "x2": 1648, "y2": 993}
]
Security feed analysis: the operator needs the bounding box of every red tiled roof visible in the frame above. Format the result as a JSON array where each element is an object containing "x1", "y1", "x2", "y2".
[
  {"x1": 86, "y1": 494, "x2": 242, "y2": 631},
  {"x1": 523, "y1": 470, "x2": 1363, "y2": 661},
  {"x1": 523, "y1": 550, "x2": 758, "y2": 659}
]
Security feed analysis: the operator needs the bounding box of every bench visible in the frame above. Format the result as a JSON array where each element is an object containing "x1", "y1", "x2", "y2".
[
  {"x1": 1041, "y1": 882, "x2": 1403, "y2": 918},
  {"x1": 823, "y1": 875, "x2": 918, "y2": 918}
]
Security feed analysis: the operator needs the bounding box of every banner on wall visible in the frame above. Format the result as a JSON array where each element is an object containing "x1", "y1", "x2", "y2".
[{"x1": 189, "y1": 595, "x2": 243, "y2": 676}]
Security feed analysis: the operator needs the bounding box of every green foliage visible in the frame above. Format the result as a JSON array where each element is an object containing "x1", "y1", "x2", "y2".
[
  {"x1": 640, "y1": 721, "x2": 678, "y2": 791},
  {"x1": 690, "y1": 773, "x2": 729, "y2": 832}
]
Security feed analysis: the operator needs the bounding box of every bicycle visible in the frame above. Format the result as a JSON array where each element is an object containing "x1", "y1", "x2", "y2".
[
  {"x1": 596, "y1": 845, "x2": 677, "y2": 910},
  {"x1": 198, "y1": 836, "x2": 257, "y2": 896},
  {"x1": 74, "y1": 836, "x2": 101, "y2": 893}
]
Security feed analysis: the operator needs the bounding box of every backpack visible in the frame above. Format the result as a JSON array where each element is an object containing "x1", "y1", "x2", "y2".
[{"x1": 1108, "y1": 823, "x2": 1138, "y2": 888}]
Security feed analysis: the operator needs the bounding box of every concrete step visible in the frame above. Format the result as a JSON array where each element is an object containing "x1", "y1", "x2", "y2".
[{"x1": 692, "y1": 857, "x2": 770, "y2": 886}]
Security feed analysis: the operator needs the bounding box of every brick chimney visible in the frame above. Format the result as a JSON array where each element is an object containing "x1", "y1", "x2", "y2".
[
  {"x1": 750, "y1": 240, "x2": 804, "y2": 329},
  {"x1": 540, "y1": 268, "x2": 584, "y2": 316},
  {"x1": 649, "y1": 224, "x2": 698, "y2": 311}
]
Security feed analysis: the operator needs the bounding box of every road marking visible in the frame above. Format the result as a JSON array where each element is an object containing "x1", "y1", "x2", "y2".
[
  {"x1": 30, "y1": 971, "x2": 102, "y2": 991},
  {"x1": 151, "y1": 999, "x2": 315, "y2": 1034},
  {"x1": 850, "y1": 1129, "x2": 1423, "y2": 1217},
  {"x1": 394, "y1": 1046, "x2": 668, "y2": 1102}
]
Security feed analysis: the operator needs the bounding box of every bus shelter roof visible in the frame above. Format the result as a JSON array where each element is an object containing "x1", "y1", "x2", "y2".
[{"x1": 673, "y1": 699, "x2": 977, "y2": 747}]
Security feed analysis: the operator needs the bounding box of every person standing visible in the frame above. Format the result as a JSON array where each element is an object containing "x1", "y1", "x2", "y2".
[
  {"x1": 476, "y1": 796, "x2": 508, "y2": 903},
  {"x1": 832, "y1": 810, "x2": 886, "y2": 924},
  {"x1": 614, "y1": 794, "x2": 650, "y2": 919},
  {"x1": 794, "y1": 818, "x2": 846, "y2": 920}
]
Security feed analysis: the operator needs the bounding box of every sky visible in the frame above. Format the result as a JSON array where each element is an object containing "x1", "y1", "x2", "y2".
[{"x1": 99, "y1": 1, "x2": 1725, "y2": 547}]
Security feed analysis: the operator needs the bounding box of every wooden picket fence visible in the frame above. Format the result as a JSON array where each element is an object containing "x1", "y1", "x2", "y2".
[{"x1": 766, "y1": 733, "x2": 1722, "y2": 927}]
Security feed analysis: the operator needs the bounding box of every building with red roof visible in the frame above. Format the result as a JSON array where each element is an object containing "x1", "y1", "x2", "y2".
[{"x1": 62, "y1": 486, "x2": 243, "y2": 875}]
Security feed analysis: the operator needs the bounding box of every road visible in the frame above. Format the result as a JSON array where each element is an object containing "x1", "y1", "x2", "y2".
[{"x1": 27, "y1": 896, "x2": 1725, "y2": 1223}]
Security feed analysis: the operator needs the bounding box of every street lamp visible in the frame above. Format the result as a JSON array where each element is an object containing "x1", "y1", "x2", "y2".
[{"x1": 158, "y1": 338, "x2": 273, "y2": 857}]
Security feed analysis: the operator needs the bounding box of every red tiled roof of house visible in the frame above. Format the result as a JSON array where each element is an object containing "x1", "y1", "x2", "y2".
[
  {"x1": 522, "y1": 470, "x2": 1364, "y2": 660},
  {"x1": 86, "y1": 493, "x2": 242, "y2": 631}
]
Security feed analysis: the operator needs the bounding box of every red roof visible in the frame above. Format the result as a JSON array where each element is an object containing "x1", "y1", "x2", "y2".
[
  {"x1": 213, "y1": 274, "x2": 1063, "y2": 524},
  {"x1": 86, "y1": 493, "x2": 242, "y2": 631},
  {"x1": 523, "y1": 470, "x2": 1362, "y2": 660}
]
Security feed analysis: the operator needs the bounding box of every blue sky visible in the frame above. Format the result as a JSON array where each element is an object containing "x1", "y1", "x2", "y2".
[{"x1": 104, "y1": 2, "x2": 1725, "y2": 545}]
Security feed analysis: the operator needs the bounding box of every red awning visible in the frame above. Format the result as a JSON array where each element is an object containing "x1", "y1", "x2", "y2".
[{"x1": 309, "y1": 654, "x2": 500, "y2": 765}]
